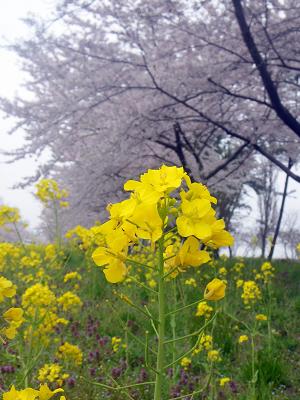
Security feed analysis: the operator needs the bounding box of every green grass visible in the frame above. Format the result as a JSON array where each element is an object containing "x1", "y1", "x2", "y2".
[{"x1": 1, "y1": 247, "x2": 300, "y2": 399}]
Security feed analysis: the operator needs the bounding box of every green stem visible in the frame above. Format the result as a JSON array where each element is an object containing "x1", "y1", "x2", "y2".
[
  {"x1": 12, "y1": 221, "x2": 26, "y2": 251},
  {"x1": 250, "y1": 334, "x2": 256, "y2": 399},
  {"x1": 166, "y1": 298, "x2": 204, "y2": 317},
  {"x1": 171, "y1": 279, "x2": 177, "y2": 383},
  {"x1": 154, "y1": 237, "x2": 166, "y2": 400},
  {"x1": 128, "y1": 275, "x2": 158, "y2": 295},
  {"x1": 53, "y1": 200, "x2": 61, "y2": 249},
  {"x1": 164, "y1": 312, "x2": 217, "y2": 345}
]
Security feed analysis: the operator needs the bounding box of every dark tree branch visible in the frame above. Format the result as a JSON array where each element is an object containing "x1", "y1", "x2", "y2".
[
  {"x1": 142, "y1": 51, "x2": 300, "y2": 183},
  {"x1": 173, "y1": 122, "x2": 193, "y2": 177},
  {"x1": 232, "y1": 0, "x2": 300, "y2": 139},
  {"x1": 208, "y1": 78, "x2": 272, "y2": 108},
  {"x1": 205, "y1": 142, "x2": 249, "y2": 181}
]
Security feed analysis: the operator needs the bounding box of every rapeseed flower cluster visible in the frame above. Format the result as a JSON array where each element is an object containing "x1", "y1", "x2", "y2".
[
  {"x1": 56, "y1": 342, "x2": 83, "y2": 366},
  {"x1": 193, "y1": 334, "x2": 213, "y2": 357},
  {"x1": 65, "y1": 224, "x2": 104, "y2": 251},
  {"x1": 21, "y1": 283, "x2": 68, "y2": 343},
  {"x1": 38, "y1": 363, "x2": 69, "y2": 386},
  {"x1": 195, "y1": 301, "x2": 213, "y2": 319},
  {"x1": 260, "y1": 261, "x2": 275, "y2": 283},
  {"x1": 241, "y1": 280, "x2": 261, "y2": 308},
  {"x1": 0, "y1": 205, "x2": 20, "y2": 226},
  {"x1": 0, "y1": 243, "x2": 21, "y2": 271},
  {"x1": 57, "y1": 291, "x2": 82, "y2": 312},
  {"x1": 63, "y1": 271, "x2": 82, "y2": 283},
  {"x1": 0, "y1": 276, "x2": 24, "y2": 339},
  {"x1": 92, "y1": 165, "x2": 233, "y2": 283},
  {"x1": 180, "y1": 357, "x2": 192, "y2": 370},
  {"x1": 35, "y1": 179, "x2": 69, "y2": 208}
]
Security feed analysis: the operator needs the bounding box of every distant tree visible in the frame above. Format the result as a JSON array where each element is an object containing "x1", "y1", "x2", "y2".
[
  {"x1": 279, "y1": 213, "x2": 300, "y2": 259},
  {"x1": 255, "y1": 160, "x2": 278, "y2": 257},
  {"x1": 1, "y1": 0, "x2": 299, "y2": 228}
]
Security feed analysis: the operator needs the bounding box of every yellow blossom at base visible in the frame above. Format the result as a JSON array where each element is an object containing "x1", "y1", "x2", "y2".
[{"x1": 3, "y1": 384, "x2": 64, "y2": 400}]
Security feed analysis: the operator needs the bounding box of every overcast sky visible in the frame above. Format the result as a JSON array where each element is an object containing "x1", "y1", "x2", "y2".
[
  {"x1": 0, "y1": 1, "x2": 56, "y2": 228},
  {"x1": 0, "y1": 1, "x2": 299, "y2": 253}
]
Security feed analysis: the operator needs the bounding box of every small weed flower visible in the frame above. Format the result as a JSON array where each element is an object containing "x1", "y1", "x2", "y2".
[
  {"x1": 238, "y1": 335, "x2": 249, "y2": 344},
  {"x1": 236, "y1": 279, "x2": 244, "y2": 288},
  {"x1": 220, "y1": 377, "x2": 231, "y2": 386},
  {"x1": 185, "y1": 278, "x2": 197, "y2": 287},
  {"x1": 193, "y1": 334, "x2": 213, "y2": 354},
  {"x1": 195, "y1": 301, "x2": 213, "y2": 319},
  {"x1": 64, "y1": 272, "x2": 82, "y2": 283},
  {"x1": 256, "y1": 313, "x2": 268, "y2": 321},
  {"x1": 233, "y1": 262, "x2": 245, "y2": 273},
  {"x1": 207, "y1": 349, "x2": 221, "y2": 362},
  {"x1": 219, "y1": 267, "x2": 227, "y2": 276},
  {"x1": 204, "y1": 278, "x2": 226, "y2": 301},
  {"x1": 261, "y1": 262, "x2": 275, "y2": 283},
  {"x1": 112, "y1": 336, "x2": 122, "y2": 352},
  {"x1": 180, "y1": 357, "x2": 192, "y2": 370}
]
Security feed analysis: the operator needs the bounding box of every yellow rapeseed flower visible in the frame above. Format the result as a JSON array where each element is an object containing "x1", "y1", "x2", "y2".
[
  {"x1": 207, "y1": 349, "x2": 221, "y2": 362},
  {"x1": 220, "y1": 377, "x2": 231, "y2": 386},
  {"x1": 56, "y1": 342, "x2": 83, "y2": 366},
  {"x1": 195, "y1": 301, "x2": 213, "y2": 319},
  {"x1": 256, "y1": 314, "x2": 268, "y2": 321},
  {"x1": 3, "y1": 384, "x2": 64, "y2": 400},
  {"x1": 238, "y1": 335, "x2": 249, "y2": 344},
  {"x1": 0, "y1": 276, "x2": 16, "y2": 302},
  {"x1": 204, "y1": 278, "x2": 226, "y2": 301},
  {"x1": 180, "y1": 357, "x2": 192, "y2": 370}
]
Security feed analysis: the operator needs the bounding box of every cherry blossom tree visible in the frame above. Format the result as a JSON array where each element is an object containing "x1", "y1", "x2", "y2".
[{"x1": 1, "y1": 0, "x2": 299, "y2": 229}]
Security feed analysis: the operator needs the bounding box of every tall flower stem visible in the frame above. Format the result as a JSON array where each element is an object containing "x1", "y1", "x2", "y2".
[
  {"x1": 154, "y1": 237, "x2": 166, "y2": 400},
  {"x1": 53, "y1": 200, "x2": 61, "y2": 249},
  {"x1": 250, "y1": 334, "x2": 257, "y2": 400},
  {"x1": 12, "y1": 221, "x2": 26, "y2": 251}
]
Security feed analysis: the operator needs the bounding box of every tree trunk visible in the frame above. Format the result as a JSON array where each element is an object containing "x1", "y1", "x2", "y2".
[{"x1": 268, "y1": 158, "x2": 293, "y2": 260}]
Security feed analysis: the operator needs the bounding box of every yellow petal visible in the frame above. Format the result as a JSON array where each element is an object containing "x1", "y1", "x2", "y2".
[{"x1": 103, "y1": 260, "x2": 127, "y2": 283}]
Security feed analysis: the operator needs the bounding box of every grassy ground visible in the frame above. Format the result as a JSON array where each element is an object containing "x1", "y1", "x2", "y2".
[{"x1": 1, "y1": 245, "x2": 300, "y2": 399}]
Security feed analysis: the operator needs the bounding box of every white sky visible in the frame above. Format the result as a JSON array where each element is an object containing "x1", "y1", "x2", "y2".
[
  {"x1": 0, "y1": 1, "x2": 56, "y2": 229},
  {"x1": 0, "y1": 1, "x2": 299, "y2": 253}
]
